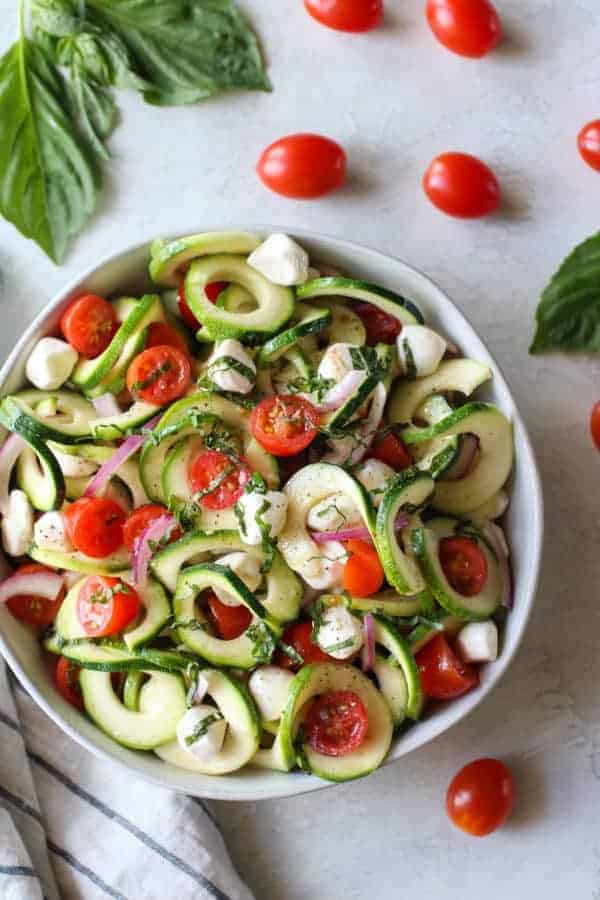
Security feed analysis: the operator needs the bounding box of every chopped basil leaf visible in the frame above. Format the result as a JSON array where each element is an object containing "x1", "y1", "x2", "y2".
[{"x1": 184, "y1": 711, "x2": 224, "y2": 746}]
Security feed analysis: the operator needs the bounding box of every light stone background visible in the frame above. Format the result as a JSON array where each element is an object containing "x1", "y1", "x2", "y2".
[{"x1": 1, "y1": 2, "x2": 600, "y2": 898}]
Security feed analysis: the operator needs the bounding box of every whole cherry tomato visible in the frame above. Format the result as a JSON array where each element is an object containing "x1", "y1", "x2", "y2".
[
  {"x1": 590, "y1": 401, "x2": 600, "y2": 450},
  {"x1": 257, "y1": 134, "x2": 346, "y2": 199},
  {"x1": 446, "y1": 758, "x2": 515, "y2": 836},
  {"x1": 304, "y1": 0, "x2": 382, "y2": 33},
  {"x1": 426, "y1": 0, "x2": 502, "y2": 58},
  {"x1": 423, "y1": 152, "x2": 500, "y2": 218},
  {"x1": 578, "y1": 121, "x2": 600, "y2": 172}
]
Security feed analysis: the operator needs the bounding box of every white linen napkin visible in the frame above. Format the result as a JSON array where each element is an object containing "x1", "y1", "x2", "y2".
[{"x1": 0, "y1": 660, "x2": 254, "y2": 900}]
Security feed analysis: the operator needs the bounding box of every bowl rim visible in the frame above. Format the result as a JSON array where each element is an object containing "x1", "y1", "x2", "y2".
[{"x1": 0, "y1": 225, "x2": 544, "y2": 801}]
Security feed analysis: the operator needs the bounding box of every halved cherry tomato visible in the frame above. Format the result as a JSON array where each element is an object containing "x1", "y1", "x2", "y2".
[
  {"x1": 126, "y1": 345, "x2": 191, "y2": 406},
  {"x1": 439, "y1": 536, "x2": 488, "y2": 597},
  {"x1": 123, "y1": 504, "x2": 183, "y2": 550},
  {"x1": 257, "y1": 133, "x2": 346, "y2": 199},
  {"x1": 77, "y1": 575, "x2": 140, "y2": 637},
  {"x1": 590, "y1": 401, "x2": 600, "y2": 450},
  {"x1": 55, "y1": 656, "x2": 85, "y2": 710},
  {"x1": 177, "y1": 280, "x2": 228, "y2": 329},
  {"x1": 426, "y1": 0, "x2": 502, "y2": 58},
  {"x1": 206, "y1": 592, "x2": 252, "y2": 640},
  {"x1": 423, "y1": 153, "x2": 500, "y2": 219},
  {"x1": 60, "y1": 294, "x2": 118, "y2": 359},
  {"x1": 251, "y1": 395, "x2": 320, "y2": 457},
  {"x1": 304, "y1": 689, "x2": 369, "y2": 756},
  {"x1": 343, "y1": 540, "x2": 384, "y2": 596},
  {"x1": 304, "y1": 0, "x2": 382, "y2": 32},
  {"x1": 145, "y1": 322, "x2": 189, "y2": 356},
  {"x1": 63, "y1": 497, "x2": 126, "y2": 559},
  {"x1": 274, "y1": 620, "x2": 338, "y2": 670},
  {"x1": 354, "y1": 302, "x2": 401, "y2": 345},
  {"x1": 579, "y1": 121, "x2": 600, "y2": 172},
  {"x1": 188, "y1": 450, "x2": 251, "y2": 510},
  {"x1": 416, "y1": 633, "x2": 479, "y2": 699},
  {"x1": 369, "y1": 430, "x2": 413, "y2": 469},
  {"x1": 6, "y1": 563, "x2": 65, "y2": 628},
  {"x1": 446, "y1": 758, "x2": 515, "y2": 836}
]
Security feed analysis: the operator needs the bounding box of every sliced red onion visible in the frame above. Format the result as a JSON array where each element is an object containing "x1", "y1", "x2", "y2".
[
  {"x1": 362, "y1": 613, "x2": 375, "y2": 672},
  {"x1": 131, "y1": 513, "x2": 175, "y2": 588},
  {"x1": 482, "y1": 522, "x2": 513, "y2": 609},
  {"x1": 85, "y1": 414, "x2": 161, "y2": 498},
  {"x1": 442, "y1": 435, "x2": 479, "y2": 482},
  {"x1": 315, "y1": 371, "x2": 365, "y2": 412},
  {"x1": 0, "y1": 434, "x2": 26, "y2": 516},
  {"x1": 92, "y1": 394, "x2": 122, "y2": 418},
  {"x1": 311, "y1": 513, "x2": 409, "y2": 544},
  {"x1": 0, "y1": 569, "x2": 63, "y2": 605}
]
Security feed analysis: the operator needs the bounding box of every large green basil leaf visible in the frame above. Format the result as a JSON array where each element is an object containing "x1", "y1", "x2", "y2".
[
  {"x1": 530, "y1": 231, "x2": 600, "y2": 353},
  {"x1": 85, "y1": 0, "x2": 270, "y2": 105},
  {"x1": 0, "y1": 38, "x2": 100, "y2": 262}
]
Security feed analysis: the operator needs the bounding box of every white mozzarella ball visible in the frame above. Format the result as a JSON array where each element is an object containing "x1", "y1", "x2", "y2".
[
  {"x1": 1, "y1": 490, "x2": 34, "y2": 557},
  {"x1": 455, "y1": 621, "x2": 498, "y2": 663},
  {"x1": 248, "y1": 666, "x2": 295, "y2": 722},
  {"x1": 207, "y1": 339, "x2": 256, "y2": 395},
  {"x1": 236, "y1": 490, "x2": 288, "y2": 545},
  {"x1": 176, "y1": 705, "x2": 227, "y2": 762},
  {"x1": 33, "y1": 511, "x2": 73, "y2": 552},
  {"x1": 316, "y1": 606, "x2": 364, "y2": 660},
  {"x1": 301, "y1": 540, "x2": 347, "y2": 590},
  {"x1": 247, "y1": 234, "x2": 309, "y2": 286},
  {"x1": 52, "y1": 448, "x2": 98, "y2": 478},
  {"x1": 354, "y1": 459, "x2": 395, "y2": 507},
  {"x1": 26, "y1": 338, "x2": 78, "y2": 390},
  {"x1": 397, "y1": 325, "x2": 447, "y2": 378},
  {"x1": 213, "y1": 551, "x2": 262, "y2": 607},
  {"x1": 317, "y1": 342, "x2": 354, "y2": 384},
  {"x1": 306, "y1": 492, "x2": 362, "y2": 532}
]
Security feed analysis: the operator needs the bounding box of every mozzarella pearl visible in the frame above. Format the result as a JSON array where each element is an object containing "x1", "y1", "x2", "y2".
[
  {"x1": 213, "y1": 551, "x2": 262, "y2": 607},
  {"x1": 306, "y1": 492, "x2": 362, "y2": 532},
  {"x1": 397, "y1": 325, "x2": 447, "y2": 378},
  {"x1": 317, "y1": 342, "x2": 354, "y2": 384},
  {"x1": 236, "y1": 490, "x2": 288, "y2": 545},
  {"x1": 301, "y1": 540, "x2": 347, "y2": 591},
  {"x1": 354, "y1": 459, "x2": 395, "y2": 507},
  {"x1": 247, "y1": 234, "x2": 309, "y2": 286},
  {"x1": 26, "y1": 338, "x2": 78, "y2": 390},
  {"x1": 248, "y1": 666, "x2": 295, "y2": 722},
  {"x1": 1, "y1": 490, "x2": 34, "y2": 557},
  {"x1": 455, "y1": 621, "x2": 498, "y2": 663},
  {"x1": 207, "y1": 339, "x2": 256, "y2": 395},
  {"x1": 33, "y1": 511, "x2": 73, "y2": 553},
  {"x1": 176, "y1": 705, "x2": 227, "y2": 762},
  {"x1": 316, "y1": 606, "x2": 364, "y2": 660}
]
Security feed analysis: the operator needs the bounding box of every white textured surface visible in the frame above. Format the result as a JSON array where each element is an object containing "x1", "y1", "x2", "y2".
[{"x1": 1, "y1": 1, "x2": 599, "y2": 897}]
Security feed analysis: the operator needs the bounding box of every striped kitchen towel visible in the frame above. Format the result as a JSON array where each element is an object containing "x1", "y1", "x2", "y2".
[{"x1": 0, "y1": 661, "x2": 254, "y2": 900}]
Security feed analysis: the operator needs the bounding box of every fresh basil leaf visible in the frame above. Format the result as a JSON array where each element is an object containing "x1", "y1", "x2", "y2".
[
  {"x1": 31, "y1": 0, "x2": 80, "y2": 37},
  {"x1": 530, "y1": 231, "x2": 600, "y2": 353},
  {"x1": 85, "y1": 0, "x2": 270, "y2": 106},
  {"x1": 0, "y1": 38, "x2": 100, "y2": 262},
  {"x1": 68, "y1": 63, "x2": 117, "y2": 160}
]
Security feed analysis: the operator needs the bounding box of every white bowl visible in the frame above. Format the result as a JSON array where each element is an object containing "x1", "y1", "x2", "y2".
[{"x1": 0, "y1": 228, "x2": 543, "y2": 801}]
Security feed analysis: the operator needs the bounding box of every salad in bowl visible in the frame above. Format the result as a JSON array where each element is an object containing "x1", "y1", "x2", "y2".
[{"x1": 0, "y1": 230, "x2": 516, "y2": 784}]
